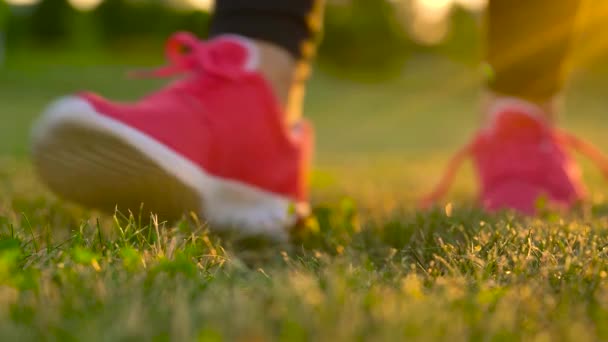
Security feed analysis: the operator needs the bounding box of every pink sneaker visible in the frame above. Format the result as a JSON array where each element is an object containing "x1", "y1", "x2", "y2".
[
  {"x1": 421, "y1": 98, "x2": 608, "y2": 214},
  {"x1": 31, "y1": 32, "x2": 313, "y2": 239}
]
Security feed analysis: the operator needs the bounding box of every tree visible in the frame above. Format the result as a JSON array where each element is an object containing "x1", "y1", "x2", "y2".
[
  {"x1": 30, "y1": 0, "x2": 74, "y2": 46},
  {"x1": 318, "y1": 0, "x2": 413, "y2": 81}
]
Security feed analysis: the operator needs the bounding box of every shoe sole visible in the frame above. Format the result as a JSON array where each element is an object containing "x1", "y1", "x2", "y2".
[{"x1": 31, "y1": 97, "x2": 304, "y2": 239}]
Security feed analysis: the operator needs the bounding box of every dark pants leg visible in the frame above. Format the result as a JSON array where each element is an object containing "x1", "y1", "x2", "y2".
[
  {"x1": 209, "y1": 0, "x2": 325, "y2": 61},
  {"x1": 486, "y1": 0, "x2": 583, "y2": 103}
]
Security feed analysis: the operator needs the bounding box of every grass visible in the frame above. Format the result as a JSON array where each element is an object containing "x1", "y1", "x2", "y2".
[{"x1": 2, "y1": 51, "x2": 608, "y2": 340}]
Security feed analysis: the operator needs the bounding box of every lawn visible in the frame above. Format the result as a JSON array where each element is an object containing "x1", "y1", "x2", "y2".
[{"x1": 2, "y1": 52, "x2": 608, "y2": 340}]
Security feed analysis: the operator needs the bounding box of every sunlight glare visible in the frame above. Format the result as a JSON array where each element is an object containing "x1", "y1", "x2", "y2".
[
  {"x1": 409, "y1": 0, "x2": 452, "y2": 45},
  {"x1": 185, "y1": 0, "x2": 214, "y2": 11},
  {"x1": 415, "y1": 0, "x2": 452, "y2": 22},
  {"x1": 68, "y1": 0, "x2": 103, "y2": 11}
]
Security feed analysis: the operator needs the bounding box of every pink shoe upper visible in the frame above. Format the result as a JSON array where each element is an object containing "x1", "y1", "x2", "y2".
[
  {"x1": 471, "y1": 101, "x2": 585, "y2": 214},
  {"x1": 79, "y1": 32, "x2": 313, "y2": 202},
  {"x1": 422, "y1": 99, "x2": 608, "y2": 214}
]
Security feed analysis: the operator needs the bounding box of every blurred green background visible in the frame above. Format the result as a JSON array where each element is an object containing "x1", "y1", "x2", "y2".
[
  {"x1": 0, "y1": 0, "x2": 490, "y2": 74},
  {"x1": 1, "y1": 0, "x2": 608, "y2": 189}
]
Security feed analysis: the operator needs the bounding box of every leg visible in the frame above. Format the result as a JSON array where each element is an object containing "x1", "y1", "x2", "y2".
[
  {"x1": 209, "y1": 0, "x2": 325, "y2": 123},
  {"x1": 486, "y1": 0, "x2": 582, "y2": 107},
  {"x1": 32, "y1": 0, "x2": 325, "y2": 237},
  {"x1": 425, "y1": 0, "x2": 605, "y2": 215}
]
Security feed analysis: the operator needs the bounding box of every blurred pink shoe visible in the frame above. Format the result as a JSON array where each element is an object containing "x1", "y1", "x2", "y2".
[
  {"x1": 32, "y1": 32, "x2": 313, "y2": 239},
  {"x1": 422, "y1": 98, "x2": 608, "y2": 214}
]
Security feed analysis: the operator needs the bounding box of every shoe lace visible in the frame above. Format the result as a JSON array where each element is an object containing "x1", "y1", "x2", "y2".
[
  {"x1": 419, "y1": 141, "x2": 473, "y2": 209},
  {"x1": 419, "y1": 131, "x2": 608, "y2": 209},
  {"x1": 129, "y1": 31, "x2": 244, "y2": 80}
]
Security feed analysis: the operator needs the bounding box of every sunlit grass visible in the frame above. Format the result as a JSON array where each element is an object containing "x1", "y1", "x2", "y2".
[
  {"x1": 2, "y1": 159, "x2": 608, "y2": 340},
  {"x1": 2, "y1": 54, "x2": 608, "y2": 340}
]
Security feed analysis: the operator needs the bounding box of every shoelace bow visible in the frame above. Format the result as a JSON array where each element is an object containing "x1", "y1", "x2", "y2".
[
  {"x1": 129, "y1": 32, "x2": 244, "y2": 80},
  {"x1": 420, "y1": 130, "x2": 608, "y2": 208}
]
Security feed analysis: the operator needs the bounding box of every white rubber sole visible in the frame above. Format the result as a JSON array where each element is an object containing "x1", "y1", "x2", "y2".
[{"x1": 31, "y1": 96, "x2": 306, "y2": 240}]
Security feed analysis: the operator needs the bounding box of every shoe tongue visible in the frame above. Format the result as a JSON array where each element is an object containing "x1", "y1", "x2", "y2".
[
  {"x1": 207, "y1": 35, "x2": 260, "y2": 73},
  {"x1": 487, "y1": 100, "x2": 548, "y2": 140}
]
